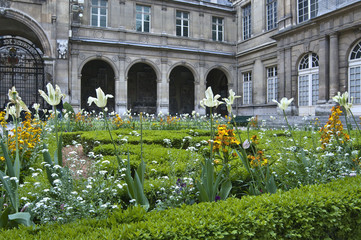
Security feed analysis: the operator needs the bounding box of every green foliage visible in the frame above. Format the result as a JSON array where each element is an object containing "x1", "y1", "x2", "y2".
[
  {"x1": 196, "y1": 157, "x2": 232, "y2": 202},
  {"x1": 63, "y1": 102, "x2": 75, "y2": 116},
  {"x1": 2, "y1": 176, "x2": 361, "y2": 239}
]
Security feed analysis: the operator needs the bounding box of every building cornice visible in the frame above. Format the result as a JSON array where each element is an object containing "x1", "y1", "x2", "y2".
[
  {"x1": 272, "y1": 1, "x2": 361, "y2": 40},
  {"x1": 70, "y1": 37, "x2": 236, "y2": 57},
  {"x1": 236, "y1": 40, "x2": 277, "y2": 58}
]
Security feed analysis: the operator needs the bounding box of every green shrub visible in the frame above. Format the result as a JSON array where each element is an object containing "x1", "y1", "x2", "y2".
[{"x1": 2, "y1": 176, "x2": 361, "y2": 239}]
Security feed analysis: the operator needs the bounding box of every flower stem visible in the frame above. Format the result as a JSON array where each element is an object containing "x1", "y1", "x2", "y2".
[
  {"x1": 283, "y1": 110, "x2": 297, "y2": 148},
  {"x1": 103, "y1": 108, "x2": 123, "y2": 168}
]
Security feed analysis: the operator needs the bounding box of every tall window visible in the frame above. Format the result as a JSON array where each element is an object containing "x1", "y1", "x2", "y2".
[
  {"x1": 298, "y1": 53, "x2": 319, "y2": 106},
  {"x1": 298, "y1": 0, "x2": 318, "y2": 23},
  {"x1": 136, "y1": 5, "x2": 150, "y2": 32},
  {"x1": 267, "y1": 67, "x2": 278, "y2": 103},
  {"x1": 212, "y1": 17, "x2": 224, "y2": 41},
  {"x1": 243, "y1": 72, "x2": 252, "y2": 104},
  {"x1": 91, "y1": 0, "x2": 107, "y2": 27},
  {"x1": 243, "y1": 4, "x2": 251, "y2": 40},
  {"x1": 349, "y1": 41, "x2": 361, "y2": 103},
  {"x1": 266, "y1": 0, "x2": 277, "y2": 30},
  {"x1": 176, "y1": 11, "x2": 189, "y2": 37}
]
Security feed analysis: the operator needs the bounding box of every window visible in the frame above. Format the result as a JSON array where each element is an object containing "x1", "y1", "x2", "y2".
[
  {"x1": 176, "y1": 11, "x2": 189, "y2": 37},
  {"x1": 91, "y1": 0, "x2": 107, "y2": 27},
  {"x1": 298, "y1": 53, "x2": 319, "y2": 106},
  {"x1": 298, "y1": 0, "x2": 318, "y2": 23},
  {"x1": 212, "y1": 17, "x2": 224, "y2": 41},
  {"x1": 243, "y1": 72, "x2": 252, "y2": 104},
  {"x1": 266, "y1": 0, "x2": 277, "y2": 30},
  {"x1": 136, "y1": 5, "x2": 150, "y2": 32},
  {"x1": 267, "y1": 67, "x2": 278, "y2": 103},
  {"x1": 349, "y1": 41, "x2": 361, "y2": 103},
  {"x1": 243, "y1": 4, "x2": 251, "y2": 40}
]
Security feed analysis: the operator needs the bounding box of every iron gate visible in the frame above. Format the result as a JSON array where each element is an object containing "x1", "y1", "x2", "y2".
[{"x1": 0, "y1": 36, "x2": 45, "y2": 109}]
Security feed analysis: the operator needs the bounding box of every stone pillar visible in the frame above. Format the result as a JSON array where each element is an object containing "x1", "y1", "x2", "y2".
[
  {"x1": 329, "y1": 33, "x2": 339, "y2": 100},
  {"x1": 318, "y1": 36, "x2": 329, "y2": 104},
  {"x1": 278, "y1": 48, "x2": 286, "y2": 99},
  {"x1": 197, "y1": 63, "x2": 206, "y2": 115},
  {"x1": 157, "y1": 58, "x2": 169, "y2": 114},
  {"x1": 284, "y1": 47, "x2": 292, "y2": 99},
  {"x1": 253, "y1": 59, "x2": 265, "y2": 104},
  {"x1": 70, "y1": 50, "x2": 81, "y2": 112},
  {"x1": 116, "y1": 56, "x2": 127, "y2": 114}
]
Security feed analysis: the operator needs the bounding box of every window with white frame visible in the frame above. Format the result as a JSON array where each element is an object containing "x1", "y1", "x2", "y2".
[
  {"x1": 349, "y1": 41, "x2": 361, "y2": 103},
  {"x1": 136, "y1": 5, "x2": 150, "y2": 32},
  {"x1": 298, "y1": 53, "x2": 319, "y2": 106},
  {"x1": 91, "y1": 0, "x2": 108, "y2": 27},
  {"x1": 267, "y1": 67, "x2": 278, "y2": 103},
  {"x1": 298, "y1": 0, "x2": 318, "y2": 23},
  {"x1": 176, "y1": 11, "x2": 189, "y2": 37},
  {"x1": 266, "y1": 0, "x2": 277, "y2": 31},
  {"x1": 212, "y1": 17, "x2": 224, "y2": 41},
  {"x1": 243, "y1": 4, "x2": 251, "y2": 40},
  {"x1": 243, "y1": 72, "x2": 252, "y2": 104}
]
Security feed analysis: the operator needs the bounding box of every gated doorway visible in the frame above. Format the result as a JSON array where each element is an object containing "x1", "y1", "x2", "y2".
[{"x1": 0, "y1": 36, "x2": 45, "y2": 109}]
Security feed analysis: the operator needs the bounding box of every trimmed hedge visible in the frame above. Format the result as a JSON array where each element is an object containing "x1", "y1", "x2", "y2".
[{"x1": 2, "y1": 176, "x2": 361, "y2": 239}]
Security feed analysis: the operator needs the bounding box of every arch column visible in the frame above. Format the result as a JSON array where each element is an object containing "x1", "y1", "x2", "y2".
[
  {"x1": 196, "y1": 64, "x2": 206, "y2": 115},
  {"x1": 318, "y1": 36, "x2": 329, "y2": 104},
  {"x1": 329, "y1": 33, "x2": 339, "y2": 100},
  {"x1": 158, "y1": 59, "x2": 169, "y2": 114},
  {"x1": 70, "y1": 50, "x2": 81, "y2": 112},
  {"x1": 117, "y1": 56, "x2": 127, "y2": 114}
]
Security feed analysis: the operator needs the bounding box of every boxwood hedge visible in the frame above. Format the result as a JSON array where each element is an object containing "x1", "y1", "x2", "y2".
[{"x1": 2, "y1": 176, "x2": 361, "y2": 239}]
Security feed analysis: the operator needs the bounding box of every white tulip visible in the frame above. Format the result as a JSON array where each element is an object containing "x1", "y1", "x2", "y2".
[
  {"x1": 222, "y1": 89, "x2": 241, "y2": 114},
  {"x1": 272, "y1": 97, "x2": 294, "y2": 111},
  {"x1": 39, "y1": 83, "x2": 65, "y2": 106},
  {"x1": 200, "y1": 87, "x2": 224, "y2": 109},
  {"x1": 87, "y1": 87, "x2": 113, "y2": 108}
]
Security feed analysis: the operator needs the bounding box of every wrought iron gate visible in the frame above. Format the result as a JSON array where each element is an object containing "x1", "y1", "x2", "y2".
[{"x1": 0, "y1": 36, "x2": 45, "y2": 109}]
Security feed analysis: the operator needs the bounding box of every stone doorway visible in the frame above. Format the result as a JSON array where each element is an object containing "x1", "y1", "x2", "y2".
[
  {"x1": 81, "y1": 60, "x2": 115, "y2": 112},
  {"x1": 206, "y1": 69, "x2": 228, "y2": 116},
  {"x1": 169, "y1": 66, "x2": 194, "y2": 115},
  {"x1": 127, "y1": 63, "x2": 157, "y2": 114}
]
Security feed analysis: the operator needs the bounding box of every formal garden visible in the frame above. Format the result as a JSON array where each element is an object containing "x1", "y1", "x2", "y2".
[{"x1": 0, "y1": 84, "x2": 360, "y2": 239}]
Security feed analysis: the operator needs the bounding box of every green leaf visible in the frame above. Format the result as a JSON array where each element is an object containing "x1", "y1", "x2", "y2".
[
  {"x1": 0, "y1": 207, "x2": 10, "y2": 228},
  {"x1": 236, "y1": 148, "x2": 251, "y2": 174},
  {"x1": 133, "y1": 171, "x2": 149, "y2": 211},
  {"x1": 57, "y1": 134, "x2": 63, "y2": 167},
  {"x1": 124, "y1": 153, "x2": 136, "y2": 199},
  {"x1": 13, "y1": 152, "x2": 20, "y2": 181},
  {"x1": 219, "y1": 180, "x2": 232, "y2": 200},
  {"x1": 8, "y1": 212, "x2": 33, "y2": 227},
  {"x1": 0, "y1": 140, "x2": 15, "y2": 177},
  {"x1": 0, "y1": 170, "x2": 18, "y2": 211},
  {"x1": 42, "y1": 144, "x2": 55, "y2": 186},
  {"x1": 137, "y1": 159, "x2": 145, "y2": 186},
  {"x1": 196, "y1": 181, "x2": 209, "y2": 202}
]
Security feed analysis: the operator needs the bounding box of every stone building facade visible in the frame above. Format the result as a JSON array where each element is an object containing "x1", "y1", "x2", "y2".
[{"x1": 0, "y1": 0, "x2": 361, "y2": 116}]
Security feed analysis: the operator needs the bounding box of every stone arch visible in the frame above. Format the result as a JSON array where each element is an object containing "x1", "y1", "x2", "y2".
[
  {"x1": 167, "y1": 62, "x2": 199, "y2": 84},
  {"x1": 78, "y1": 55, "x2": 119, "y2": 80},
  {"x1": 125, "y1": 59, "x2": 160, "y2": 82},
  {"x1": 204, "y1": 65, "x2": 232, "y2": 88},
  {"x1": 0, "y1": 8, "x2": 52, "y2": 57}
]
